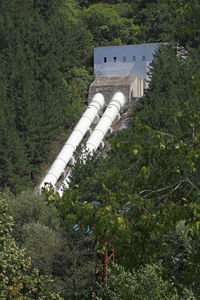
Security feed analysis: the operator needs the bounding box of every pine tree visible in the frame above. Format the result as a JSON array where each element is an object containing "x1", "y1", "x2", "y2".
[{"x1": 0, "y1": 0, "x2": 93, "y2": 189}]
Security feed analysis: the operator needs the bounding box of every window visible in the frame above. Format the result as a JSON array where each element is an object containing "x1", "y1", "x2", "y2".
[
  {"x1": 133, "y1": 56, "x2": 136, "y2": 62},
  {"x1": 113, "y1": 57, "x2": 117, "y2": 62},
  {"x1": 104, "y1": 57, "x2": 107, "y2": 63},
  {"x1": 123, "y1": 56, "x2": 126, "y2": 62},
  {"x1": 142, "y1": 55, "x2": 146, "y2": 61}
]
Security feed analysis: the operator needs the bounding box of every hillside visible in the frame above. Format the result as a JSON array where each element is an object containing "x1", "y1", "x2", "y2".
[{"x1": 1, "y1": 0, "x2": 200, "y2": 299}]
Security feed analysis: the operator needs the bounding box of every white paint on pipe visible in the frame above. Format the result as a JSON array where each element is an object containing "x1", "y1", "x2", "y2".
[
  {"x1": 58, "y1": 92, "x2": 126, "y2": 195},
  {"x1": 85, "y1": 92, "x2": 126, "y2": 153},
  {"x1": 39, "y1": 93, "x2": 105, "y2": 191}
]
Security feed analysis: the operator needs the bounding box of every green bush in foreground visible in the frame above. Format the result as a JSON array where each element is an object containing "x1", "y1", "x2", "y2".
[
  {"x1": 0, "y1": 198, "x2": 63, "y2": 300},
  {"x1": 96, "y1": 263, "x2": 178, "y2": 300}
]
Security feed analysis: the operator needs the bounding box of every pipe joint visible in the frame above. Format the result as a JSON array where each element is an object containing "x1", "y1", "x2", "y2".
[
  {"x1": 90, "y1": 93, "x2": 105, "y2": 111},
  {"x1": 92, "y1": 114, "x2": 100, "y2": 124},
  {"x1": 111, "y1": 92, "x2": 126, "y2": 109}
]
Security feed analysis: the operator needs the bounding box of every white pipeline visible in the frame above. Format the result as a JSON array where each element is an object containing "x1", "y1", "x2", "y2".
[
  {"x1": 85, "y1": 92, "x2": 126, "y2": 154},
  {"x1": 58, "y1": 92, "x2": 126, "y2": 195},
  {"x1": 39, "y1": 93, "x2": 105, "y2": 191}
]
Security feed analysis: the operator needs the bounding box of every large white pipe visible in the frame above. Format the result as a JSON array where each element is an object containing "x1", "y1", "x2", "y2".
[
  {"x1": 58, "y1": 92, "x2": 126, "y2": 195},
  {"x1": 85, "y1": 92, "x2": 126, "y2": 154},
  {"x1": 39, "y1": 93, "x2": 105, "y2": 191}
]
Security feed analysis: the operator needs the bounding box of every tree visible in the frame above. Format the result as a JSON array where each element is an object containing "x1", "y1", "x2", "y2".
[
  {"x1": 80, "y1": 3, "x2": 140, "y2": 46},
  {"x1": 0, "y1": 197, "x2": 63, "y2": 299},
  {"x1": 51, "y1": 44, "x2": 200, "y2": 297},
  {"x1": 5, "y1": 189, "x2": 96, "y2": 299},
  {"x1": 0, "y1": 88, "x2": 29, "y2": 192},
  {"x1": 165, "y1": 0, "x2": 200, "y2": 48},
  {"x1": 136, "y1": 44, "x2": 200, "y2": 137},
  {"x1": 0, "y1": 0, "x2": 94, "y2": 190},
  {"x1": 97, "y1": 263, "x2": 179, "y2": 300}
]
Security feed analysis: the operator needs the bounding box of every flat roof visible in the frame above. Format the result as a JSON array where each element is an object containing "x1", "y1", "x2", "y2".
[
  {"x1": 94, "y1": 43, "x2": 161, "y2": 51},
  {"x1": 90, "y1": 76, "x2": 138, "y2": 87}
]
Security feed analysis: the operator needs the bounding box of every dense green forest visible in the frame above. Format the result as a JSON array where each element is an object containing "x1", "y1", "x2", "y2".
[{"x1": 1, "y1": 0, "x2": 200, "y2": 299}]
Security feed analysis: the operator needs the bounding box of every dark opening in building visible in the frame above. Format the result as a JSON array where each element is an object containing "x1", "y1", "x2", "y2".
[
  {"x1": 104, "y1": 57, "x2": 107, "y2": 63},
  {"x1": 142, "y1": 55, "x2": 146, "y2": 61},
  {"x1": 133, "y1": 56, "x2": 136, "y2": 61},
  {"x1": 113, "y1": 57, "x2": 117, "y2": 62},
  {"x1": 123, "y1": 56, "x2": 126, "y2": 62}
]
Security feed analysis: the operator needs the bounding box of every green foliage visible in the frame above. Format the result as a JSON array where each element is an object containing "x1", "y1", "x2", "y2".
[
  {"x1": 64, "y1": 67, "x2": 94, "y2": 128},
  {"x1": 2, "y1": 0, "x2": 200, "y2": 298},
  {"x1": 0, "y1": 0, "x2": 93, "y2": 191},
  {"x1": 96, "y1": 263, "x2": 178, "y2": 300},
  {"x1": 58, "y1": 230, "x2": 96, "y2": 299},
  {"x1": 54, "y1": 43, "x2": 200, "y2": 297},
  {"x1": 79, "y1": 0, "x2": 200, "y2": 47},
  {"x1": 132, "y1": 0, "x2": 173, "y2": 43},
  {"x1": 0, "y1": 106, "x2": 29, "y2": 193},
  {"x1": 157, "y1": 221, "x2": 193, "y2": 293},
  {"x1": 6, "y1": 190, "x2": 60, "y2": 235},
  {"x1": 1, "y1": 0, "x2": 200, "y2": 192},
  {"x1": 165, "y1": 0, "x2": 200, "y2": 48},
  {"x1": 137, "y1": 45, "x2": 200, "y2": 137},
  {"x1": 0, "y1": 197, "x2": 63, "y2": 299},
  {"x1": 4, "y1": 190, "x2": 96, "y2": 299},
  {"x1": 22, "y1": 222, "x2": 62, "y2": 274},
  {"x1": 80, "y1": 3, "x2": 140, "y2": 46}
]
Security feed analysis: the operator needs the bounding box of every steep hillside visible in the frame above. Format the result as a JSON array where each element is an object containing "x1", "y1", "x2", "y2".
[{"x1": 1, "y1": 0, "x2": 200, "y2": 299}]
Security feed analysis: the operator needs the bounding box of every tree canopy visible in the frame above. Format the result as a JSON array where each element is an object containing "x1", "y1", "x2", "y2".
[
  {"x1": 0, "y1": 0, "x2": 93, "y2": 192},
  {"x1": 0, "y1": 197, "x2": 63, "y2": 299},
  {"x1": 53, "y1": 41, "x2": 200, "y2": 299}
]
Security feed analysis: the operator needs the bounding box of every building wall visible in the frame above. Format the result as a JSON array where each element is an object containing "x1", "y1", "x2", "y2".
[
  {"x1": 88, "y1": 76, "x2": 143, "y2": 105},
  {"x1": 94, "y1": 43, "x2": 160, "y2": 85}
]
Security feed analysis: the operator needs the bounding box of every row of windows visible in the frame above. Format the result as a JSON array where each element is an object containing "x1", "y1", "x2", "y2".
[{"x1": 103, "y1": 55, "x2": 146, "y2": 63}]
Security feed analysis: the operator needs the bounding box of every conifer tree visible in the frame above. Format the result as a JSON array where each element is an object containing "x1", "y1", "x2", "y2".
[{"x1": 0, "y1": 0, "x2": 93, "y2": 189}]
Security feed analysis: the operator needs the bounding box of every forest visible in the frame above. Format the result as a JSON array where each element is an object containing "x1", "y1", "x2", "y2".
[{"x1": 1, "y1": 0, "x2": 200, "y2": 299}]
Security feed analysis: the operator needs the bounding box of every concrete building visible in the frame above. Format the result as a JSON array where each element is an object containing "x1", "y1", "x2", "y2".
[
  {"x1": 94, "y1": 43, "x2": 160, "y2": 83},
  {"x1": 89, "y1": 43, "x2": 161, "y2": 104},
  {"x1": 89, "y1": 76, "x2": 143, "y2": 105}
]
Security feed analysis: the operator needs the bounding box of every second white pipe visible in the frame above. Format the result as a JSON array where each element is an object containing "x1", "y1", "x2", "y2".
[
  {"x1": 85, "y1": 92, "x2": 126, "y2": 154},
  {"x1": 58, "y1": 92, "x2": 126, "y2": 195}
]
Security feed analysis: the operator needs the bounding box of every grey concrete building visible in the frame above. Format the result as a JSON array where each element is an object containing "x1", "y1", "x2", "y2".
[{"x1": 89, "y1": 43, "x2": 161, "y2": 104}]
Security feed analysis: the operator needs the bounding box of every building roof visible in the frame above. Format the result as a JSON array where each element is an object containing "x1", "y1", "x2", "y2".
[
  {"x1": 94, "y1": 43, "x2": 161, "y2": 51},
  {"x1": 90, "y1": 76, "x2": 138, "y2": 87}
]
